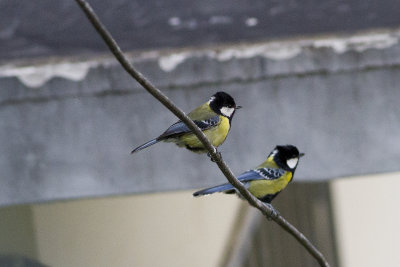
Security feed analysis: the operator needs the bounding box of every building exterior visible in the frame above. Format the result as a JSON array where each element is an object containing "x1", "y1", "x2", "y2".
[{"x1": 1, "y1": 1, "x2": 400, "y2": 266}]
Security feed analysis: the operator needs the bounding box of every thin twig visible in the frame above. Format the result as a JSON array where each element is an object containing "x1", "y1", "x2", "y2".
[{"x1": 74, "y1": 1, "x2": 330, "y2": 266}]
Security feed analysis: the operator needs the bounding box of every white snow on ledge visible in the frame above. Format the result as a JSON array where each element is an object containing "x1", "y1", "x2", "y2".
[
  {"x1": 312, "y1": 33, "x2": 399, "y2": 53},
  {"x1": 0, "y1": 61, "x2": 99, "y2": 88},
  {"x1": 158, "y1": 31, "x2": 400, "y2": 72},
  {"x1": 0, "y1": 30, "x2": 399, "y2": 87}
]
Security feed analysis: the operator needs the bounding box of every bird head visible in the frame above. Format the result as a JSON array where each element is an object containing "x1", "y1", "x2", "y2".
[
  {"x1": 270, "y1": 145, "x2": 304, "y2": 171},
  {"x1": 209, "y1": 91, "x2": 241, "y2": 118}
]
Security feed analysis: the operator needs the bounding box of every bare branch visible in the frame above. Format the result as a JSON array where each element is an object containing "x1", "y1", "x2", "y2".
[{"x1": 74, "y1": 1, "x2": 330, "y2": 266}]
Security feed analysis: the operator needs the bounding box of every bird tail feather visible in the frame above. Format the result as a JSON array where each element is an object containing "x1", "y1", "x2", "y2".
[
  {"x1": 131, "y1": 139, "x2": 159, "y2": 154},
  {"x1": 193, "y1": 183, "x2": 235, "y2": 197}
]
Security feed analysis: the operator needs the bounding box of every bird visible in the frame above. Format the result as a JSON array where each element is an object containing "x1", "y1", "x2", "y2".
[
  {"x1": 193, "y1": 145, "x2": 304, "y2": 214},
  {"x1": 131, "y1": 91, "x2": 241, "y2": 154}
]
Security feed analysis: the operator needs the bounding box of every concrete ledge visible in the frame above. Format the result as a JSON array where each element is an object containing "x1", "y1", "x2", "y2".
[{"x1": 2, "y1": 0, "x2": 400, "y2": 61}]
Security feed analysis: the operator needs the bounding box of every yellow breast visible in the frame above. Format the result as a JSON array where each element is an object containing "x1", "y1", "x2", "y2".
[
  {"x1": 180, "y1": 116, "x2": 230, "y2": 149},
  {"x1": 205, "y1": 116, "x2": 230, "y2": 147},
  {"x1": 248, "y1": 172, "x2": 292, "y2": 198}
]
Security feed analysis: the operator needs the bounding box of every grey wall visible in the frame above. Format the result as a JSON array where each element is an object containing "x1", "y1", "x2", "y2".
[{"x1": 1, "y1": 30, "x2": 400, "y2": 206}]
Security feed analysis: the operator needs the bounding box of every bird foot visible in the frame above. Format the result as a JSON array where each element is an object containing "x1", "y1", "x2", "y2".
[{"x1": 207, "y1": 150, "x2": 221, "y2": 162}]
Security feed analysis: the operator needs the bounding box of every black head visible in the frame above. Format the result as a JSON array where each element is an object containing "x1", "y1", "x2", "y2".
[
  {"x1": 209, "y1": 91, "x2": 241, "y2": 118},
  {"x1": 270, "y1": 145, "x2": 304, "y2": 171}
]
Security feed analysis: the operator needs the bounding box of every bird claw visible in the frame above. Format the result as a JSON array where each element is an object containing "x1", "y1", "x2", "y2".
[
  {"x1": 207, "y1": 150, "x2": 221, "y2": 162},
  {"x1": 264, "y1": 203, "x2": 279, "y2": 220}
]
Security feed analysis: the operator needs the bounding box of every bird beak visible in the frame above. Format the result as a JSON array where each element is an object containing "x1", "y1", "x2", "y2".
[
  {"x1": 236, "y1": 105, "x2": 242, "y2": 110},
  {"x1": 299, "y1": 153, "x2": 305, "y2": 157}
]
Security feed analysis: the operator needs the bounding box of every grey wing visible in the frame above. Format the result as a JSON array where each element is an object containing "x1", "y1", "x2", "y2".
[
  {"x1": 237, "y1": 168, "x2": 285, "y2": 183},
  {"x1": 158, "y1": 116, "x2": 220, "y2": 139}
]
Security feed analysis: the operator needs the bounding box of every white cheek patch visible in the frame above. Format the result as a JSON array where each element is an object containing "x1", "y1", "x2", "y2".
[
  {"x1": 286, "y1": 158, "x2": 299, "y2": 169},
  {"x1": 208, "y1": 96, "x2": 216, "y2": 104},
  {"x1": 220, "y1": 107, "x2": 235, "y2": 117}
]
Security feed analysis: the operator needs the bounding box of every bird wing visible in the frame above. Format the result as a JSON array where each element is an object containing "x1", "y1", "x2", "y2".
[
  {"x1": 193, "y1": 168, "x2": 284, "y2": 196},
  {"x1": 158, "y1": 116, "x2": 220, "y2": 139},
  {"x1": 237, "y1": 168, "x2": 285, "y2": 182}
]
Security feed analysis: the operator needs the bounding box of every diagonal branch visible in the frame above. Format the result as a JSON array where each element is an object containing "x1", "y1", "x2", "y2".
[{"x1": 74, "y1": 1, "x2": 330, "y2": 266}]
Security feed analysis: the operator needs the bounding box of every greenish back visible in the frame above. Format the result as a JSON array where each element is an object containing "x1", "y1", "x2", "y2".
[{"x1": 187, "y1": 102, "x2": 217, "y2": 121}]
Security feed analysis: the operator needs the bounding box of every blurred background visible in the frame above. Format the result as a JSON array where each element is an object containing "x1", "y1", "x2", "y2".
[{"x1": 1, "y1": 0, "x2": 400, "y2": 266}]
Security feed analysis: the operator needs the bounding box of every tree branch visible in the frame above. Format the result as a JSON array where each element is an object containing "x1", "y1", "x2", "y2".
[{"x1": 74, "y1": 1, "x2": 330, "y2": 266}]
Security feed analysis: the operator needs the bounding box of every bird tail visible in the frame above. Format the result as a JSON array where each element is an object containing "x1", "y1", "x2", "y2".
[
  {"x1": 130, "y1": 139, "x2": 159, "y2": 154},
  {"x1": 193, "y1": 183, "x2": 235, "y2": 197}
]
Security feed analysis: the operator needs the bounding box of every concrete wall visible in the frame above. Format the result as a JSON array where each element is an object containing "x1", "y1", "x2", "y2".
[
  {"x1": 2, "y1": 30, "x2": 400, "y2": 205},
  {"x1": 331, "y1": 172, "x2": 400, "y2": 267},
  {"x1": 1, "y1": 173, "x2": 400, "y2": 266},
  {"x1": 31, "y1": 191, "x2": 241, "y2": 267}
]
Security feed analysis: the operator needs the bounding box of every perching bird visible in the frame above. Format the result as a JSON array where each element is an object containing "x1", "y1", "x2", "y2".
[
  {"x1": 131, "y1": 91, "x2": 241, "y2": 154},
  {"x1": 193, "y1": 145, "x2": 304, "y2": 206}
]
